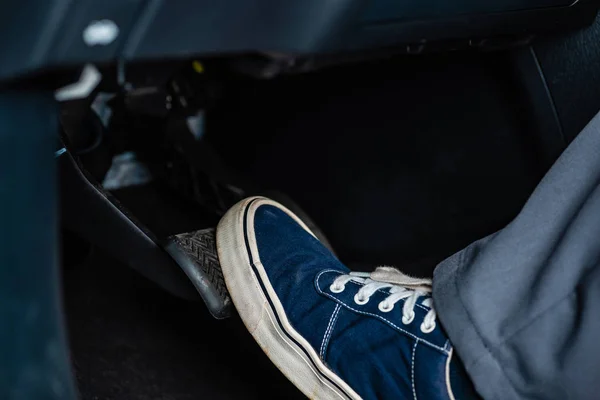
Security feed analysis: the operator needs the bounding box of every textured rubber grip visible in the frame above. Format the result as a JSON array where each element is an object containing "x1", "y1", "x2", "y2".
[{"x1": 165, "y1": 228, "x2": 231, "y2": 319}]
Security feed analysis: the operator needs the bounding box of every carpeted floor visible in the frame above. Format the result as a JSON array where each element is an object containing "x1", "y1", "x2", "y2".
[
  {"x1": 210, "y1": 50, "x2": 545, "y2": 276},
  {"x1": 64, "y1": 247, "x2": 305, "y2": 400}
]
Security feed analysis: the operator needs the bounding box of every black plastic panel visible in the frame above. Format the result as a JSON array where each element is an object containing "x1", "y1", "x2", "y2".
[
  {"x1": 0, "y1": 0, "x2": 598, "y2": 82},
  {"x1": 47, "y1": 0, "x2": 143, "y2": 65},
  {"x1": 59, "y1": 148, "x2": 200, "y2": 301},
  {"x1": 0, "y1": 92, "x2": 77, "y2": 399},
  {"x1": 121, "y1": 0, "x2": 360, "y2": 58},
  {"x1": 534, "y1": 13, "x2": 600, "y2": 142},
  {"x1": 0, "y1": 0, "x2": 143, "y2": 81},
  {"x1": 345, "y1": 0, "x2": 599, "y2": 50},
  {"x1": 362, "y1": 0, "x2": 571, "y2": 22}
]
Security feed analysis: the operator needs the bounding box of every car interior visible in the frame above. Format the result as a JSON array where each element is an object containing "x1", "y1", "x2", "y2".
[{"x1": 3, "y1": 0, "x2": 600, "y2": 398}]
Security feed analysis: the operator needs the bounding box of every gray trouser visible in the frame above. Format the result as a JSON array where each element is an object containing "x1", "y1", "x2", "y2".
[{"x1": 433, "y1": 111, "x2": 600, "y2": 400}]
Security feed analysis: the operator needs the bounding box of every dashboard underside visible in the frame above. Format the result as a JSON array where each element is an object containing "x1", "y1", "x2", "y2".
[{"x1": 1, "y1": 0, "x2": 599, "y2": 82}]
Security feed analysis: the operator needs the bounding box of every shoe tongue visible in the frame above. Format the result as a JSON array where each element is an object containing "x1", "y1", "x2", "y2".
[{"x1": 369, "y1": 267, "x2": 432, "y2": 292}]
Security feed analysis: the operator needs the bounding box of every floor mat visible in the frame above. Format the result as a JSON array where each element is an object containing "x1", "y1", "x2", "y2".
[
  {"x1": 64, "y1": 249, "x2": 304, "y2": 400},
  {"x1": 210, "y1": 51, "x2": 543, "y2": 276}
]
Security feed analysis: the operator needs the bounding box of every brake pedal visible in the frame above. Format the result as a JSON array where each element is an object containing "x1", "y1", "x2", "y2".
[{"x1": 164, "y1": 228, "x2": 231, "y2": 319}]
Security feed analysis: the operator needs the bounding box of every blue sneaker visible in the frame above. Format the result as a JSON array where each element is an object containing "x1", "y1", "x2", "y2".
[{"x1": 217, "y1": 197, "x2": 476, "y2": 400}]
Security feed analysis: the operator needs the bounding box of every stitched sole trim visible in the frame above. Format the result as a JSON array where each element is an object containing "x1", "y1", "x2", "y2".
[{"x1": 217, "y1": 197, "x2": 361, "y2": 400}]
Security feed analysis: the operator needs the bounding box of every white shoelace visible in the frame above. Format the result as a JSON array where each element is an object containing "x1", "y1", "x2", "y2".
[{"x1": 329, "y1": 269, "x2": 437, "y2": 334}]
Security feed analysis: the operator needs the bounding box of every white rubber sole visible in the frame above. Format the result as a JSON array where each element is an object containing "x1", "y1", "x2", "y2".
[{"x1": 216, "y1": 197, "x2": 361, "y2": 400}]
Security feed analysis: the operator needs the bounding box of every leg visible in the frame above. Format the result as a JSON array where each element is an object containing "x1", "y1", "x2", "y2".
[{"x1": 434, "y1": 111, "x2": 600, "y2": 399}]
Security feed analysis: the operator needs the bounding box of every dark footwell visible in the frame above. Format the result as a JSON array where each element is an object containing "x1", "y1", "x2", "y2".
[{"x1": 210, "y1": 51, "x2": 544, "y2": 276}]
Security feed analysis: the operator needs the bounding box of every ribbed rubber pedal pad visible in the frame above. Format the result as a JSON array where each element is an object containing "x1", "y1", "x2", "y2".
[{"x1": 164, "y1": 228, "x2": 231, "y2": 319}]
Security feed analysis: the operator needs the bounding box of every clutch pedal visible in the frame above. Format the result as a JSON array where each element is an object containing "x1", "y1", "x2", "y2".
[{"x1": 164, "y1": 228, "x2": 231, "y2": 319}]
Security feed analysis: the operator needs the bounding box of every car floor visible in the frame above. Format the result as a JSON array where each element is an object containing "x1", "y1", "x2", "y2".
[
  {"x1": 209, "y1": 50, "x2": 547, "y2": 276},
  {"x1": 65, "y1": 50, "x2": 548, "y2": 398},
  {"x1": 63, "y1": 245, "x2": 305, "y2": 400}
]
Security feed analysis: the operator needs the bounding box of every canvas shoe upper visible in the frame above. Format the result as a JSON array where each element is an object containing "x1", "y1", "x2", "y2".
[{"x1": 217, "y1": 197, "x2": 478, "y2": 400}]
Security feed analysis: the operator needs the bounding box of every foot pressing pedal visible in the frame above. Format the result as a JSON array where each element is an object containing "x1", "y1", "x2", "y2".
[
  {"x1": 163, "y1": 196, "x2": 332, "y2": 320},
  {"x1": 164, "y1": 228, "x2": 231, "y2": 319}
]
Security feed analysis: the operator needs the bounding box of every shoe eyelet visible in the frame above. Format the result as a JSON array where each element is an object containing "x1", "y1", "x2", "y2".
[
  {"x1": 330, "y1": 284, "x2": 345, "y2": 293},
  {"x1": 402, "y1": 311, "x2": 415, "y2": 325},
  {"x1": 354, "y1": 293, "x2": 369, "y2": 305},
  {"x1": 378, "y1": 301, "x2": 393, "y2": 313},
  {"x1": 420, "y1": 322, "x2": 436, "y2": 334}
]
